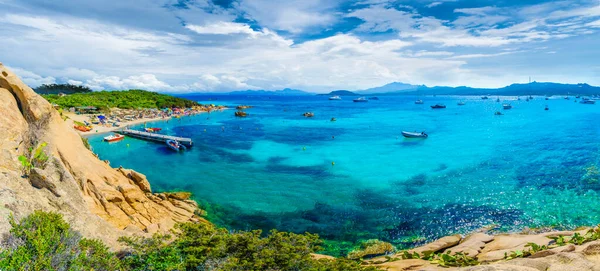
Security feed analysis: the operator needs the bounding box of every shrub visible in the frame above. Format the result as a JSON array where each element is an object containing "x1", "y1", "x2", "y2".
[{"x1": 0, "y1": 211, "x2": 121, "y2": 271}]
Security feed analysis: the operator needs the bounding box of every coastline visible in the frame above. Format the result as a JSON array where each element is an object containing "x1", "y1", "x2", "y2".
[{"x1": 65, "y1": 109, "x2": 223, "y2": 136}]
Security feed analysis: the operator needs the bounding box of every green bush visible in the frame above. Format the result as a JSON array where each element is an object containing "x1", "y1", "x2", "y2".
[
  {"x1": 0, "y1": 211, "x2": 122, "y2": 271},
  {"x1": 0, "y1": 211, "x2": 379, "y2": 271},
  {"x1": 43, "y1": 89, "x2": 199, "y2": 110},
  {"x1": 119, "y1": 222, "x2": 380, "y2": 271}
]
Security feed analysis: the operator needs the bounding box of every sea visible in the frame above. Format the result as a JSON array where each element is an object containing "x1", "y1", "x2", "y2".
[{"x1": 88, "y1": 95, "x2": 600, "y2": 255}]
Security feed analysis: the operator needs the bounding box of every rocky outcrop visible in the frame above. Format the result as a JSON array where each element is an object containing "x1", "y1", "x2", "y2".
[
  {"x1": 363, "y1": 228, "x2": 600, "y2": 270},
  {"x1": 0, "y1": 63, "x2": 205, "y2": 247}
]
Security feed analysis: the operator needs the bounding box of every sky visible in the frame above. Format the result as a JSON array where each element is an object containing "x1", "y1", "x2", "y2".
[{"x1": 0, "y1": 0, "x2": 599, "y2": 93}]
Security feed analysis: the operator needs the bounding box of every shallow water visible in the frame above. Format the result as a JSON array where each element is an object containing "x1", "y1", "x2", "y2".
[{"x1": 89, "y1": 95, "x2": 600, "y2": 254}]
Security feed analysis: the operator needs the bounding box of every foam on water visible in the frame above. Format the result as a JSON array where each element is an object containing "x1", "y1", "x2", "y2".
[{"x1": 89, "y1": 95, "x2": 600, "y2": 254}]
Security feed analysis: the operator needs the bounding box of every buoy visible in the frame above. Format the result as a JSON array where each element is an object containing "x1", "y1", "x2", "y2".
[
  {"x1": 126, "y1": 144, "x2": 130, "y2": 148},
  {"x1": 204, "y1": 129, "x2": 206, "y2": 132},
  {"x1": 331, "y1": 161, "x2": 335, "y2": 166},
  {"x1": 303, "y1": 147, "x2": 306, "y2": 151},
  {"x1": 332, "y1": 136, "x2": 335, "y2": 139}
]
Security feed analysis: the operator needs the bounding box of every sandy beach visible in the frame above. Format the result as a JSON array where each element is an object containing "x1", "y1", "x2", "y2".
[{"x1": 65, "y1": 112, "x2": 171, "y2": 136}]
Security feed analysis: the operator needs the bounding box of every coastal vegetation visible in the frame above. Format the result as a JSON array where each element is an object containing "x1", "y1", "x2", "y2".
[
  {"x1": 34, "y1": 83, "x2": 92, "y2": 95},
  {"x1": 0, "y1": 211, "x2": 380, "y2": 271},
  {"x1": 42, "y1": 89, "x2": 199, "y2": 110}
]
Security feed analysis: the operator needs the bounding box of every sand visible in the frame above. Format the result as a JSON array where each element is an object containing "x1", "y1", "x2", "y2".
[{"x1": 65, "y1": 112, "x2": 173, "y2": 136}]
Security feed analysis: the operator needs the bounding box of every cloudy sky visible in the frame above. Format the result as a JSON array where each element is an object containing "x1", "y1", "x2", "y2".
[{"x1": 0, "y1": 0, "x2": 599, "y2": 93}]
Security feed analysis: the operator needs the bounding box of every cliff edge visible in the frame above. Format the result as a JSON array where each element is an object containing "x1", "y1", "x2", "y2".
[{"x1": 0, "y1": 63, "x2": 205, "y2": 247}]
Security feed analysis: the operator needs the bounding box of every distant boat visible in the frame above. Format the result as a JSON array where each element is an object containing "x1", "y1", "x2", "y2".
[
  {"x1": 496, "y1": 97, "x2": 500, "y2": 102},
  {"x1": 103, "y1": 134, "x2": 124, "y2": 142},
  {"x1": 353, "y1": 97, "x2": 368, "y2": 102},
  {"x1": 545, "y1": 105, "x2": 549, "y2": 111},
  {"x1": 401, "y1": 131, "x2": 428, "y2": 138},
  {"x1": 303, "y1": 112, "x2": 314, "y2": 117},
  {"x1": 529, "y1": 95, "x2": 534, "y2": 100},
  {"x1": 565, "y1": 96, "x2": 570, "y2": 100},
  {"x1": 517, "y1": 97, "x2": 521, "y2": 100},
  {"x1": 369, "y1": 97, "x2": 379, "y2": 100},
  {"x1": 330, "y1": 118, "x2": 336, "y2": 122},
  {"x1": 481, "y1": 96, "x2": 489, "y2": 100},
  {"x1": 495, "y1": 111, "x2": 503, "y2": 115},
  {"x1": 431, "y1": 104, "x2": 446, "y2": 109},
  {"x1": 166, "y1": 139, "x2": 184, "y2": 151},
  {"x1": 415, "y1": 100, "x2": 424, "y2": 104},
  {"x1": 545, "y1": 97, "x2": 549, "y2": 100},
  {"x1": 457, "y1": 101, "x2": 466, "y2": 106},
  {"x1": 329, "y1": 95, "x2": 341, "y2": 100},
  {"x1": 580, "y1": 98, "x2": 596, "y2": 104},
  {"x1": 576, "y1": 95, "x2": 581, "y2": 98},
  {"x1": 503, "y1": 104, "x2": 512, "y2": 110}
]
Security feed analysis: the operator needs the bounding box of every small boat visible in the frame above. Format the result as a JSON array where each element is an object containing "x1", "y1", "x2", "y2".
[
  {"x1": 353, "y1": 97, "x2": 369, "y2": 102},
  {"x1": 529, "y1": 95, "x2": 534, "y2": 100},
  {"x1": 166, "y1": 139, "x2": 184, "y2": 151},
  {"x1": 564, "y1": 96, "x2": 570, "y2": 100},
  {"x1": 303, "y1": 112, "x2": 314, "y2": 117},
  {"x1": 330, "y1": 118, "x2": 337, "y2": 122},
  {"x1": 329, "y1": 96, "x2": 342, "y2": 100},
  {"x1": 545, "y1": 105, "x2": 549, "y2": 111},
  {"x1": 576, "y1": 95, "x2": 581, "y2": 98},
  {"x1": 496, "y1": 98, "x2": 500, "y2": 102},
  {"x1": 494, "y1": 111, "x2": 503, "y2": 115},
  {"x1": 457, "y1": 101, "x2": 466, "y2": 106},
  {"x1": 235, "y1": 111, "x2": 248, "y2": 117},
  {"x1": 503, "y1": 104, "x2": 512, "y2": 109},
  {"x1": 415, "y1": 100, "x2": 424, "y2": 104},
  {"x1": 580, "y1": 98, "x2": 596, "y2": 104},
  {"x1": 74, "y1": 125, "x2": 92, "y2": 132},
  {"x1": 430, "y1": 104, "x2": 446, "y2": 109},
  {"x1": 103, "y1": 134, "x2": 124, "y2": 142},
  {"x1": 545, "y1": 97, "x2": 549, "y2": 100},
  {"x1": 401, "y1": 131, "x2": 428, "y2": 138},
  {"x1": 481, "y1": 96, "x2": 489, "y2": 100}
]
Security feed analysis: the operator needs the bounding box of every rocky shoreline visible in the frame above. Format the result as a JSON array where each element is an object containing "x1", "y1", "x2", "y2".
[
  {"x1": 0, "y1": 63, "x2": 207, "y2": 248},
  {"x1": 346, "y1": 226, "x2": 600, "y2": 270}
]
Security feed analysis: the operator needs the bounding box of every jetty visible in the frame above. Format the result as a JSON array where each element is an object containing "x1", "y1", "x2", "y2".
[{"x1": 118, "y1": 129, "x2": 193, "y2": 147}]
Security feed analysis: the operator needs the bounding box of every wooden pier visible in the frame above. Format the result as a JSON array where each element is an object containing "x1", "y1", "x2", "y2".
[{"x1": 118, "y1": 129, "x2": 193, "y2": 147}]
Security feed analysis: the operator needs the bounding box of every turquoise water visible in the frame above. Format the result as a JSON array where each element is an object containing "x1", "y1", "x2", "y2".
[{"x1": 89, "y1": 95, "x2": 600, "y2": 254}]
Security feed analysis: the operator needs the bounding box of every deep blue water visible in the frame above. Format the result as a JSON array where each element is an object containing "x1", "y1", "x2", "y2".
[{"x1": 88, "y1": 95, "x2": 600, "y2": 255}]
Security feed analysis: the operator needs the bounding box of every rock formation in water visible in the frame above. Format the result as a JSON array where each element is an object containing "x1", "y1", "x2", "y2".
[{"x1": 0, "y1": 63, "x2": 206, "y2": 247}]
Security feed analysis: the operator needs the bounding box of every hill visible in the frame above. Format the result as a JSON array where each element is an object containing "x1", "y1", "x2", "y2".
[
  {"x1": 357, "y1": 82, "x2": 421, "y2": 94},
  {"x1": 318, "y1": 90, "x2": 359, "y2": 96},
  {"x1": 365, "y1": 82, "x2": 600, "y2": 96},
  {"x1": 43, "y1": 89, "x2": 199, "y2": 109}
]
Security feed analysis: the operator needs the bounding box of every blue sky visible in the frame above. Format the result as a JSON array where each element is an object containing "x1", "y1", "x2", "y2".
[{"x1": 0, "y1": 0, "x2": 598, "y2": 93}]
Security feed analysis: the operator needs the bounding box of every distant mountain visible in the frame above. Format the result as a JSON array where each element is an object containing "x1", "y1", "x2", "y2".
[
  {"x1": 357, "y1": 82, "x2": 421, "y2": 94},
  {"x1": 365, "y1": 82, "x2": 600, "y2": 96},
  {"x1": 317, "y1": 90, "x2": 359, "y2": 96},
  {"x1": 225, "y1": 88, "x2": 311, "y2": 96}
]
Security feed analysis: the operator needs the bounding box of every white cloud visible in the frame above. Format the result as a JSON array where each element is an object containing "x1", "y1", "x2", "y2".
[
  {"x1": 235, "y1": 0, "x2": 338, "y2": 33},
  {"x1": 67, "y1": 79, "x2": 83, "y2": 85},
  {"x1": 185, "y1": 22, "x2": 257, "y2": 35},
  {"x1": 426, "y1": 2, "x2": 443, "y2": 8},
  {"x1": 8, "y1": 67, "x2": 56, "y2": 87}
]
